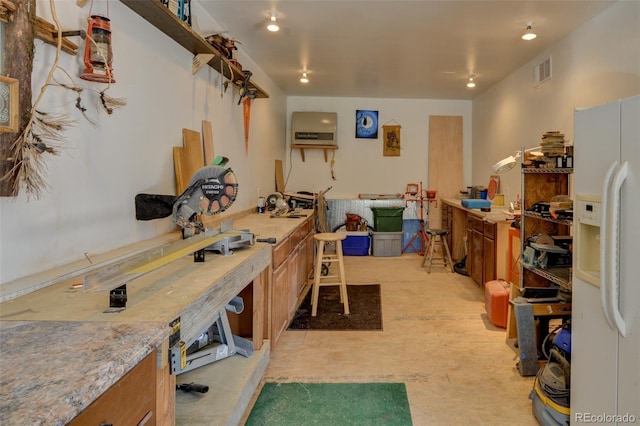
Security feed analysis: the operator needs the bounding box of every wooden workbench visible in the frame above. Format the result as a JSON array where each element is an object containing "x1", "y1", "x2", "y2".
[{"x1": 0, "y1": 210, "x2": 314, "y2": 425}]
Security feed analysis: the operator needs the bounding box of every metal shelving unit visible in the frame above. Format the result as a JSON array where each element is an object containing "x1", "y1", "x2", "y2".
[{"x1": 520, "y1": 163, "x2": 573, "y2": 292}]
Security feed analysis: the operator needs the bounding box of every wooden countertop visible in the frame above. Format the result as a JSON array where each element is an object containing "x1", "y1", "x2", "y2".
[
  {"x1": 442, "y1": 198, "x2": 519, "y2": 222},
  {"x1": 0, "y1": 320, "x2": 167, "y2": 426},
  {"x1": 0, "y1": 210, "x2": 313, "y2": 425}
]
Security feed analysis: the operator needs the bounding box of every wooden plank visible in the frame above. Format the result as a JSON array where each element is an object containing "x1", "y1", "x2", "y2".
[
  {"x1": 428, "y1": 116, "x2": 463, "y2": 229},
  {"x1": 173, "y1": 146, "x2": 189, "y2": 195},
  {"x1": 182, "y1": 128, "x2": 204, "y2": 177},
  {"x1": 202, "y1": 120, "x2": 214, "y2": 165},
  {"x1": 275, "y1": 160, "x2": 285, "y2": 192},
  {"x1": 35, "y1": 16, "x2": 79, "y2": 56}
]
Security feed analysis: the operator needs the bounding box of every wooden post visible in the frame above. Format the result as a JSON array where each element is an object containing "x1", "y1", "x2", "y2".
[{"x1": 0, "y1": 0, "x2": 35, "y2": 197}]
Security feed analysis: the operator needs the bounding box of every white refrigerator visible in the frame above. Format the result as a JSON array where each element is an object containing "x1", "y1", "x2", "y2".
[{"x1": 572, "y1": 95, "x2": 640, "y2": 424}]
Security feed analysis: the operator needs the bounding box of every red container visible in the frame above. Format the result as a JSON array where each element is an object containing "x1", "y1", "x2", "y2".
[{"x1": 484, "y1": 279, "x2": 510, "y2": 328}]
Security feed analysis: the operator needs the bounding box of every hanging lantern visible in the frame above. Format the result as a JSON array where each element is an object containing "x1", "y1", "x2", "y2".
[{"x1": 80, "y1": 15, "x2": 115, "y2": 83}]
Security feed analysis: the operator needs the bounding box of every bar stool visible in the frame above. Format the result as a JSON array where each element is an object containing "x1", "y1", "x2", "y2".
[
  {"x1": 421, "y1": 229, "x2": 454, "y2": 273},
  {"x1": 312, "y1": 233, "x2": 349, "y2": 317}
]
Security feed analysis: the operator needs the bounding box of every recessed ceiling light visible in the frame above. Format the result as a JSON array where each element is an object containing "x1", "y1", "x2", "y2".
[
  {"x1": 300, "y1": 72, "x2": 309, "y2": 83},
  {"x1": 522, "y1": 22, "x2": 537, "y2": 41},
  {"x1": 267, "y1": 13, "x2": 279, "y2": 32}
]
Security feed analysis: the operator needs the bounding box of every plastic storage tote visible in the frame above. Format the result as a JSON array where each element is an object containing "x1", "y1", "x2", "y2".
[{"x1": 370, "y1": 207, "x2": 404, "y2": 232}]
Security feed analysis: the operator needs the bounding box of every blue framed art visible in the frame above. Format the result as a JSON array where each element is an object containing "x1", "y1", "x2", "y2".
[{"x1": 355, "y1": 110, "x2": 378, "y2": 139}]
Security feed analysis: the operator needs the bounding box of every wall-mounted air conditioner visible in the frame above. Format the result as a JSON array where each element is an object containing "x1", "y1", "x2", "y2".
[{"x1": 291, "y1": 111, "x2": 337, "y2": 145}]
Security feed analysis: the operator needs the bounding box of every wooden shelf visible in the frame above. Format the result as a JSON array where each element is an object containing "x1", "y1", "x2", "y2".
[
  {"x1": 291, "y1": 144, "x2": 338, "y2": 162},
  {"x1": 119, "y1": 0, "x2": 268, "y2": 98}
]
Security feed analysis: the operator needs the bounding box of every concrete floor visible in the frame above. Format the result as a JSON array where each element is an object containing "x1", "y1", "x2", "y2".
[{"x1": 256, "y1": 254, "x2": 539, "y2": 425}]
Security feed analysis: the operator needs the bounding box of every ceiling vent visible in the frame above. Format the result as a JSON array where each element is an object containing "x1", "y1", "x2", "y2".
[{"x1": 534, "y1": 56, "x2": 552, "y2": 87}]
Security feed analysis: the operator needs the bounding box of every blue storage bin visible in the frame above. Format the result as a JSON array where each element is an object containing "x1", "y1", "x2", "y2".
[{"x1": 340, "y1": 231, "x2": 370, "y2": 256}]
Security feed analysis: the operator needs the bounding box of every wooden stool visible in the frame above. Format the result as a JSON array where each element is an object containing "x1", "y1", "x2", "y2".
[
  {"x1": 421, "y1": 229, "x2": 454, "y2": 273},
  {"x1": 312, "y1": 233, "x2": 349, "y2": 317}
]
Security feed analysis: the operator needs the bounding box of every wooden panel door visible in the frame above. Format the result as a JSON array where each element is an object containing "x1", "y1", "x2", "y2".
[
  {"x1": 483, "y1": 235, "x2": 496, "y2": 285},
  {"x1": 428, "y1": 116, "x2": 463, "y2": 229},
  {"x1": 271, "y1": 260, "x2": 289, "y2": 351}
]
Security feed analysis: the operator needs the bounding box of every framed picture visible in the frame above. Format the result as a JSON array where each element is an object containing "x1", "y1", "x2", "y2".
[
  {"x1": 355, "y1": 110, "x2": 378, "y2": 139},
  {"x1": 0, "y1": 76, "x2": 19, "y2": 133},
  {"x1": 383, "y1": 124, "x2": 401, "y2": 157}
]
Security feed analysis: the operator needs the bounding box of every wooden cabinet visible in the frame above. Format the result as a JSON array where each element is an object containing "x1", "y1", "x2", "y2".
[
  {"x1": 269, "y1": 215, "x2": 314, "y2": 350},
  {"x1": 463, "y1": 208, "x2": 510, "y2": 287},
  {"x1": 69, "y1": 350, "x2": 157, "y2": 426}
]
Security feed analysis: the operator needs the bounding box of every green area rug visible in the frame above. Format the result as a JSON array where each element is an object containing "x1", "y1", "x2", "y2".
[{"x1": 246, "y1": 382, "x2": 412, "y2": 425}]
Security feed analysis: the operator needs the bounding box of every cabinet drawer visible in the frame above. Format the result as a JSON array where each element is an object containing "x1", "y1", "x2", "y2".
[
  {"x1": 483, "y1": 222, "x2": 496, "y2": 239},
  {"x1": 300, "y1": 216, "x2": 314, "y2": 235},
  {"x1": 289, "y1": 217, "x2": 314, "y2": 248},
  {"x1": 468, "y1": 215, "x2": 483, "y2": 232},
  {"x1": 272, "y1": 238, "x2": 291, "y2": 269}
]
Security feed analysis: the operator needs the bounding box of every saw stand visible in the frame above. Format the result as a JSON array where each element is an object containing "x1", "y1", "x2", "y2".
[
  {"x1": 402, "y1": 182, "x2": 437, "y2": 255},
  {"x1": 169, "y1": 296, "x2": 254, "y2": 375}
]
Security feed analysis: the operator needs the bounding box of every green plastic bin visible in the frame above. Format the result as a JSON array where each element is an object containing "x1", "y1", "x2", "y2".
[{"x1": 370, "y1": 207, "x2": 404, "y2": 232}]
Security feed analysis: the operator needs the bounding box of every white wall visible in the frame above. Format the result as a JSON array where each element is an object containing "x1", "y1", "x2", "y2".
[
  {"x1": 286, "y1": 97, "x2": 472, "y2": 199},
  {"x1": 472, "y1": 1, "x2": 640, "y2": 203},
  {"x1": 0, "y1": 1, "x2": 286, "y2": 285}
]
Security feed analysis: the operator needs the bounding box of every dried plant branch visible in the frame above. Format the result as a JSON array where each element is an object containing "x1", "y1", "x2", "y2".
[
  {"x1": 7, "y1": 0, "x2": 65, "y2": 198},
  {"x1": 99, "y1": 91, "x2": 126, "y2": 115}
]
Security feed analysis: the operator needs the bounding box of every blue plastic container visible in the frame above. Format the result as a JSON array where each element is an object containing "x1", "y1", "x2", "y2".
[{"x1": 341, "y1": 231, "x2": 370, "y2": 256}]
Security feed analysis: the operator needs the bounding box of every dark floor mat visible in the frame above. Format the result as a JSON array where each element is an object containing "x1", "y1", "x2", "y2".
[
  {"x1": 288, "y1": 284, "x2": 382, "y2": 330},
  {"x1": 246, "y1": 382, "x2": 412, "y2": 425}
]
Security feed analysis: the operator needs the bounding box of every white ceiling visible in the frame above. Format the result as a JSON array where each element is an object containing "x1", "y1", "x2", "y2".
[{"x1": 197, "y1": 1, "x2": 616, "y2": 100}]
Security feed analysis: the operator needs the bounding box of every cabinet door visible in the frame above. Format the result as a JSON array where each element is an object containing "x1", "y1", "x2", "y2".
[
  {"x1": 483, "y1": 235, "x2": 496, "y2": 285},
  {"x1": 296, "y1": 235, "x2": 310, "y2": 297},
  {"x1": 470, "y1": 228, "x2": 483, "y2": 285},
  {"x1": 467, "y1": 216, "x2": 484, "y2": 286},
  {"x1": 69, "y1": 350, "x2": 156, "y2": 426},
  {"x1": 483, "y1": 222, "x2": 497, "y2": 285},
  {"x1": 271, "y1": 260, "x2": 289, "y2": 351},
  {"x1": 288, "y1": 247, "x2": 301, "y2": 320}
]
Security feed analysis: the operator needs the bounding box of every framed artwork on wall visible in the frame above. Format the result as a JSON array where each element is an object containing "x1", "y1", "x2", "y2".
[
  {"x1": 355, "y1": 109, "x2": 378, "y2": 139},
  {"x1": 0, "y1": 76, "x2": 19, "y2": 133},
  {"x1": 383, "y1": 124, "x2": 401, "y2": 157}
]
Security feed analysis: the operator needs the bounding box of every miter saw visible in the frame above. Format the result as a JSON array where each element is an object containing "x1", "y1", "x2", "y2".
[{"x1": 172, "y1": 165, "x2": 239, "y2": 231}]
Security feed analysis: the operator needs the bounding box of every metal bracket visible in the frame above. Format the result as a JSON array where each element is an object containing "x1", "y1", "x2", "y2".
[{"x1": 104, "y1": 284, "x2": 127, "y2": 313}]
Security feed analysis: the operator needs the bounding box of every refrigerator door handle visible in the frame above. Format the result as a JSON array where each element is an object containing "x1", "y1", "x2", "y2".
[
  {"x1": 600, "y1": 161, "x2": 618, "y2": 331},
  {"x1": 609, "y1": 161, "x2": 629, "y2": 337}
]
